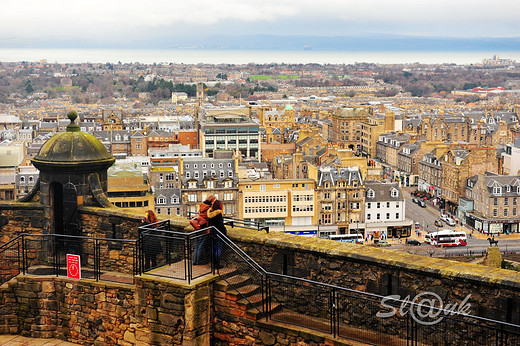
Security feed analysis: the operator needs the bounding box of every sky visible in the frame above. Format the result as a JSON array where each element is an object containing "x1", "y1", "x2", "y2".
[{"x1": 2, "y1": 0, "x2": 520, "y2": 47}]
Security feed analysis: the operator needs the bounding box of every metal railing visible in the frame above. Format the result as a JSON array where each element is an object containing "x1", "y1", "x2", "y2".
[
  {"x1": 0, "y1": 233, "x2": 137, "y2": 285},
  {"x1": 138, "y1": 220, "x2": 214, "y2": 284},
  {"x1": 216, "y1": 231, "x2": 520, "y2": 345},
  {"x1": 187, "y1": 212, "x2": 269, "y2": 233}
]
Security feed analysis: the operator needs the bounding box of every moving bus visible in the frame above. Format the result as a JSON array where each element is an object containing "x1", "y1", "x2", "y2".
[
  {"x1": 328, "y1": 234, "x2": 364, "y2": 244},
  {"x1": 429, "y1": 230, "x2": 467, "y2": 247}
]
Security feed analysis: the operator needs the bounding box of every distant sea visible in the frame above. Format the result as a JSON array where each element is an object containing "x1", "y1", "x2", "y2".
[{"x1": 1, "y1": 48, "x2": 520, "y2": 65}]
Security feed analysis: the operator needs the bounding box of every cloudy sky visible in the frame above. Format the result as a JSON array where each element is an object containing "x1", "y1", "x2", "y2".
[{"x1": 2, "y1": 0, "x2": 520, "y2": 47}]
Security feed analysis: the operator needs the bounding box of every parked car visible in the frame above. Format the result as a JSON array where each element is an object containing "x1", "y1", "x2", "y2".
[
  {"x1": 444, "y1": 218, "x2": 456, "y2": 226},
  {"x1": 440, "y1": 209, "x2": 448, "y2": 218},
  {"x1": 406, "y1": 239, "x2": 422, "y2": 246},
  {"x1": 377, "y1": 240, "x2": 391, "y2": 247},
  {"x1": 418, "y1": 200, "x2": 426, "y2": 208},
  {"x1": 412, "y1": 198, "x2": 419, "y2": 204},
  {"x1": 435, "y1": 219, "x2": 443, "y2": 227}
]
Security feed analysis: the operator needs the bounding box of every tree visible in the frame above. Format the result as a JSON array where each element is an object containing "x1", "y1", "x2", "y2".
[{"x1": 24, "y1": 80, "x2": 33, "y2": 94}]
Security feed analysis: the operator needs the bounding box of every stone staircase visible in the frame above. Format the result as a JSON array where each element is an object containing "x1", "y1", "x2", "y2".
[{"x1": 214, "y1": 266, "x2": 279, "y2": 321}]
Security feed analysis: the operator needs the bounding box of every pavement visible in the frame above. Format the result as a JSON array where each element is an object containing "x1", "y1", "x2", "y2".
[{"x1": 0, "y1": 335, "x2": 78, "y2": 345}]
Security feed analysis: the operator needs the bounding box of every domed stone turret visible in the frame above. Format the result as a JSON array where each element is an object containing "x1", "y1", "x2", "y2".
[
  {"x1": 32, "y1": 111, "x2": 114, "y2": 172},
  {"x1": 28, "y1": 111, "x2": 116, "y2": 235}
]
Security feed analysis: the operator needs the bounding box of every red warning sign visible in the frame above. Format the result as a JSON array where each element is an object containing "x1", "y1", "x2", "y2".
[{"x1": 67, "y1": 254, "x2": 81, "y2": 280}]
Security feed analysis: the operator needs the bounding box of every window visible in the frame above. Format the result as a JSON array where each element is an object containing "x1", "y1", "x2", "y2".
[
  {"x1": 260, "y1": 185, "x2": 266, "y2": 192},
  {"x1": 386, "y1": 213, "x2": 390, "y2": 219},
  {"x1": 367, "y1": 189, "x2": 375, "y2": 198},
  {"x1": 194, "y1": 172, "x2": 199, "y2": 178},
  {"x1": 494, "y1": 198, "x2": 498, "y2": 206},
  {"x1": 245, "y1": 185, "x2": 252, "y2": 189},
  {"x1": 377, "y1": 202, "x2": 380, "y2": 208},
  {"x1": 514, "y1": 208, "x2": 517, "y2": 216},
  {"x1": 391, "y1": 188, "x2": 398, "y2": 197},
  {"x1": 224, "y1": 193, "x2": 233, "y2": 200},
  {"x1": 186, "y1": 172, "x2": 191, "y2": 178},
  {"x1": 376, "y1": 213, "x2": 381, "y2": 220},
  {"x1": 206, "y1": 181, "x2": 215, "y2": 189},
  {"x1": 396, "y1": 213, "x2": 400, "y2": 219},
  {"x1": 386, "y1": 202, "x2": 390, "y2": 208},
  {"x1": 157, "y1": 197, "x2": 166, "y2": 204},
  {"x1": 188, "y1": 194, "x2": 197, "y2": 202},
  {"x1": 367, "y1": 202, "x2": 371, "y2": 209},
  {"x1": 505, "y1": 198, "x2": 509, "y2": 206},
  {"x1": 274, "y1": 184, "x2": 280, "y2": 189},
  {"x1": 493, "y1": 186, "x2": 502, "y2": 195},
  {"x1": 228, "y1": 171, "x2": 233, "y2": 177},
  {"x1": 367, "y1": 214, "x2": 371, "y2": 220},
  {"x1": 171, "y1": 196, "x2": 179, "y2": 204},
  {"x1": 504, "y1": 209, "x2": 509, "y2": 217},
  {"x1": 188, "y1": 181, "x2": 197, "y2": 189},
  {"x1": 493, "y1": 209, "x2": 498, "y2": 217},
  {"x1": 514, "y1": 198, "x2": 518, "y2": 206}
]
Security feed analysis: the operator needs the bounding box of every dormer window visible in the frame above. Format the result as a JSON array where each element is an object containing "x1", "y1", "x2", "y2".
[
  {"x1": 493, "y1": 186, "x2": 502, "y2": 195},
  {"x1": 391, "y1": 188, "x2": 398, "y2": 198},
  {"x1": 367, "y1": 189, "x2": 375, "y2": 198},
  {"x1": 507, "y1": 185, "x2": 511, "y2": 192}
]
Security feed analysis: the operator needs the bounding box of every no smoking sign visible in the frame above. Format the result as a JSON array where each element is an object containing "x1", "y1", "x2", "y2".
[{"x1": 67, "y1": 254, "x2": 81, "y2": 280}]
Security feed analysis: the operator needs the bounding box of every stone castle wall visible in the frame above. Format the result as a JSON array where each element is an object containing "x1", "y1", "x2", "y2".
[
  {"x1": 0, "y1": 275, "x2": 212, "y2": 345},
  {"x1": 229, "y1": 228, "x2": 520, "y2": 324}
]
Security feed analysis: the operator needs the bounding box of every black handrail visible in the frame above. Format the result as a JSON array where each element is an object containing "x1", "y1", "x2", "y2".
[{"x1": 186, "y1": 211, "x2": 269, "y2": 233}]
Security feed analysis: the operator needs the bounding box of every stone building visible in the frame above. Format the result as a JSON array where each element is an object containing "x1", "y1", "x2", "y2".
[
  {"x1": 441, "y1": 147, "x2": 499, "y2": 216},
  {"x1": 179, "y1": 155, "x2": 239, "y2": 217},
  {"x1": 106, "y1": 162, "x2": 154, "y2": 211},
  {"x1": 376, "y1": 132, "x2": 410, "y2": 181},
  {"x1": 330, "y1": 106, "x2": 370, "y2": 151},
  {"x1": 199, "y1": 108, "x2": 260, "y2": 160},
  {"x1": 316, "y1": 166, "x2": 364, "y2": 235},
  {"x1": 360, "y1": 107, "x2": 395, "y2": 157},
  {"x1": 364, "y1": 180, "x2": 411, "y2": 239},
  {"x1": 238, "y1": 178, "x2": 316, "y2": 232},
  {"x1": 30, "y1": 111, "x2": 115, "y2": 235},
  {"x1": 418, "y1": 145, "x2": 449, "y2": 205},
  {"x1": 464, "y1": 171, "x2": 520, "y2": 234}
]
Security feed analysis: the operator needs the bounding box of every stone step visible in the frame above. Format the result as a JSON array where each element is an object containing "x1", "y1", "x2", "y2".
[
  {"x1": 245, "y1": 303, "x2": 281, "y2": 320},
  {"x1": 225, "y1": 283, "x2": 260, "y2": 300}
]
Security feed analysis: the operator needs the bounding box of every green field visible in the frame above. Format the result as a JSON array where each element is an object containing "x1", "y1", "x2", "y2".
[{"x1": 250, "y1": 75, "x2": 299, "y2": 80}]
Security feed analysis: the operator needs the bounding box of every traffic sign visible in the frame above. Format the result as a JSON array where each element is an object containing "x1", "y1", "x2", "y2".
[{"x1": 67, "y1": 254, "x2": 81, "y2": 280}]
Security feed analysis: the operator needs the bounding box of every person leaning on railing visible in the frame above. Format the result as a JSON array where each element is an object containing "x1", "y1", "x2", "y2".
[
  {"x1": 141, "y1": 210, "x2": 161, "y2": 270},
  {"x1": 193, "y1": 195, "x2": 216, "y2": 265},
  {"x1": 208, "y1": 200, "x2": 226, "y2": 269}
]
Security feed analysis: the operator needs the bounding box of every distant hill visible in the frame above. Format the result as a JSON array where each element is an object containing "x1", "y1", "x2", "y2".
[{"x1": 3, "y1": 35, "x2": 520, "y2": 51}]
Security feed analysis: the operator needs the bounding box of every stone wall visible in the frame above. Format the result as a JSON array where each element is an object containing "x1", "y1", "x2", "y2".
[
  {"x1": 0, "y1": 274, "x2": 212, "y2": 345},
  {"x1": 0, "y1": 202, "x2": 44, "y2": 244},
  {"x1": 228, "y1": 228, "x2": 520, "y2": 324}
]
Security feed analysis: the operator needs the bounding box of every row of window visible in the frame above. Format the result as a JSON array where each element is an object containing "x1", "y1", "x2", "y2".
[
  {"x1": 492, "y1": 186, "x2": 520, "y2": 195},
  {"x1": 185, "y1": 162, "x2": 232, "y2": 169},
  {"x1": 205, "y1": 127, "x2": 258, "y2": 134},
  {"x1": 245, "y1": 206, "x2": 287, "y2": 214},
  {"x1": 114, "y1": 201, "x2": 149, "y2": 208},
  {"x1": 156, "y1": 196, "x2": 180, "y2": 205},
  {"x1": 244, "y1": 196, "x2": 288, "y2": 203},
  {"x1": 367, "y1": 202, "x2": 400, "y2": 208},
  {"x1": 186, "y1": 171, "x2": 233, "y2": 179},
  {"x1": 367, "y1": 189, "x2": 399, "y2": 198},
  {"x1": 367, "y1": 213, "x2": 400, "y2": 220},
  {"x1": 493, "y1": 197, "x2": 518, "y2": 206},
  {"x1": 292, "y1": 205, "x2": 314, "y2": 212},
  {"x1": 493, "y1": 208, "x2": 518, "y2": 217},
  {"x1": 187, "y1": 180, "x2": 233, "y2": 189},
  {"x1": 187, "y1": 193, "x2": 234, "y2": 203},
  {"x1": 293, "y1": 195, "x2": 313, "y2": 201}
]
